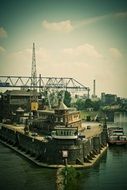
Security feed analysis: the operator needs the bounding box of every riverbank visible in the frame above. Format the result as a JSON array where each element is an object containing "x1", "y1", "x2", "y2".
[{"x1": 56, "y1": 145, "x2": 108, "y2": 190}]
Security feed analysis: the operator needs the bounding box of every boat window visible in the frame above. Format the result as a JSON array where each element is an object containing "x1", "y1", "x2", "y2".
[
  {"x1": 61, "y1": 130, "x2": 63, "y2": 135},
  {"x1": 64, "y1": 131, "x2": 66, "y2": 136}
]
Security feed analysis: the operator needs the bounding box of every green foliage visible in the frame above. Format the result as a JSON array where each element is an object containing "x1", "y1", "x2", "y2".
[
  {"x1": 57, "y1": 90, "x2": 71, "y2": 107},
  {"x1": 75, "y1": 98, "x2": 101, "y2": 111},
  {"x1": 61, "y1": 166, "x2": 80, "y2": 190},
  {"x1": 92, "y1": 100, "x2": 101, "y2": 111},
  {"x1": 64, "y1": 91, "x2": 71, "y2": 107},
  {"x1": 75, "y1": 99, "x2": 85, "y2": 110}
]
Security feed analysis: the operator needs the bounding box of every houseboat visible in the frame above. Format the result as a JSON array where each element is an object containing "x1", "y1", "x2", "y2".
[{"x1": 108, "y1": 127, "x2": 127, "y2": 145}]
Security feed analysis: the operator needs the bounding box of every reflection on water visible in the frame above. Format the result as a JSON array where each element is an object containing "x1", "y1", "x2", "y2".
[{"x1": 114, "y1": 112, "x2": 127, "y2": 124}]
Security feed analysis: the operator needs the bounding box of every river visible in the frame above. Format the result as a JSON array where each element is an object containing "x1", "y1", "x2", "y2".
[
  {"x1": 79, "y1": 112, "x2": 127, "y2": 190},
  {"x1": 0, "y1": 112, "x2": 127, "y2": 190},
  {"x1": 0, "y1": 144, "x2": 56, "y2": 190}
]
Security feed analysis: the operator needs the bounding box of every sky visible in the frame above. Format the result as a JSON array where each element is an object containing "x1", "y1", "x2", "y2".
[{"x1": 0, "y1": 0, "x2": 127, "y2": 98}]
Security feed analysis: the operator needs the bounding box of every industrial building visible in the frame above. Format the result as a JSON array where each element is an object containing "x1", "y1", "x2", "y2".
[
  {"x1": 101, "y1": 92, "x2": 117, "y2": 105},
  {"x1": 0, "y1": 89, "x2": 41, "y2": 121}
]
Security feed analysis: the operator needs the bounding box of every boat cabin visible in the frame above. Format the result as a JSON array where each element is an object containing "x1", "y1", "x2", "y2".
[{"x1": 51, "y1": 126, "x2": 78, "y2": 140}]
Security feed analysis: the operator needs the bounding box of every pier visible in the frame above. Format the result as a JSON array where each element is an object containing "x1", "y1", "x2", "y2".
[{"x1": 0, "y1": 121, "x2": 108, "y2": 168}]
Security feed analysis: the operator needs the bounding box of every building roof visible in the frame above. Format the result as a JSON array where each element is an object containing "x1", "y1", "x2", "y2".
[
  {"x1": 58, "y1": 101, "x2": 68, "y2": 110},
  {"x1": 16, "y1": 107, "x2": 24, "y2": 112},
  {"x1": 3, "y1": 90, "x2": 39, "y2": 96}
]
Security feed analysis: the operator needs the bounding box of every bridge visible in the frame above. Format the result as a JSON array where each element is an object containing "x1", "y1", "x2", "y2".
[{"x1": 0, "y1": 75, "x2": 90, "y2": 96}]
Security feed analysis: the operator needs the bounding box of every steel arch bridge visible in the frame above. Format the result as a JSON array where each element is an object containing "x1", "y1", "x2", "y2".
[{"x1": 0, "y1": 75, "x2": 90, "y2": 96}]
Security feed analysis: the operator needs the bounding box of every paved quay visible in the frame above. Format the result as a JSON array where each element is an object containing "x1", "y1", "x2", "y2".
[
  {"x1": 3, "y1": 122, "x2": 103, "y2": 141},
  {"x1": 80, "y1": 122, "x2": 102, "y2": 138}
]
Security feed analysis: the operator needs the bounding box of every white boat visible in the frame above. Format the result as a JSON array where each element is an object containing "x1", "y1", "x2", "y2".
[{"x1": 108, "y1": 127, "x2": 127, "y2": 145}]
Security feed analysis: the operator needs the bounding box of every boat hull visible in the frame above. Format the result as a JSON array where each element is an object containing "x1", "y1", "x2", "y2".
[{"x1": 108, "y1": 140, "x2": 127, "y2": 145}]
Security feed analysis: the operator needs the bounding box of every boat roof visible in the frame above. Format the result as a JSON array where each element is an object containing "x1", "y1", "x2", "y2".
[
  {"x1": 54, "y1": 126, "x2": 78, "y2": 130},
  {"x1": 37, "y1": 110, "x2": 54, "y2": 114},
  {"x1": 108, "y1": 127, "x2": 123, "y2": 130}
]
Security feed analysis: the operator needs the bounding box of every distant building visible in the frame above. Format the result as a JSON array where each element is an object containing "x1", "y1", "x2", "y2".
[
  {"x1": 101, "y1": 92, "x2": 117, "y2": 105},
  {"x1": 0, "y1": 89, "x2": 41, "y2": 120},
  {"x1": 120, "y1": 98, "x2": 127, "y2": 104},
  {"x1": 31, "y1": 100, "x2": 82, "y2": 134}
]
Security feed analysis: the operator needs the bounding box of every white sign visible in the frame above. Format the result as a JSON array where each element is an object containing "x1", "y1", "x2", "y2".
[{"x1": 62, "y1": 150, "x2": 68, "y2": 158}]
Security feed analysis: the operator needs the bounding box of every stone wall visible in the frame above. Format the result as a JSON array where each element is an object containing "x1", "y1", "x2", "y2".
[{"x1": 0, "y1": 125, "x2": 107, "y2": 165}]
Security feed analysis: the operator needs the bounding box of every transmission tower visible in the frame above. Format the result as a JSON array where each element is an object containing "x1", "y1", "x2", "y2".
[
  {"x1": 30, "y1": 43, "x2": 38, "y2": 116},
  {"x1": 31, "y1": 42, "x2": 37, "y2": 87}
]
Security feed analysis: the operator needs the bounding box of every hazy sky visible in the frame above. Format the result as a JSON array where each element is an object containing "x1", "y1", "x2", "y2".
[{"x1": 0, "y1": 0, "x2": 127, "y2": 97}]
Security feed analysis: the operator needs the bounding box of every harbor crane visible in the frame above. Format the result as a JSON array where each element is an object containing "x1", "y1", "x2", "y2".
[{"x1": 0, "y1": 43, "x2": 90, "y2": 110}]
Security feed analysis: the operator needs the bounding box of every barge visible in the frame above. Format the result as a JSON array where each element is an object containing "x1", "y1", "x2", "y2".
[{"x1": 108, "y1": 127, "x2": 127, "y2": 145}]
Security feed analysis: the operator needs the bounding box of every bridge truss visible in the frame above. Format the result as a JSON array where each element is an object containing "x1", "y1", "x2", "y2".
[{"x1": 0, "y1": 75, "x2": 90, "y2": 97}]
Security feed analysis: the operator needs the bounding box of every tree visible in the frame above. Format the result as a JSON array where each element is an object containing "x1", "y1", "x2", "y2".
[
  {"x1": 92, "y1": 100, "x2": 101, "y2": 111},
  {"x1": 84, "y1": 99, "x2": 93, "y2": 109},
  {"x1": 57, "y1": 90, "x2": 71, "y2": 107},
  {"x1": 75, "y1": 99, "x2": 86, "y2": 110},
  {"x1": 64, "y1": 91, "x2": 71, "y2": 107}
]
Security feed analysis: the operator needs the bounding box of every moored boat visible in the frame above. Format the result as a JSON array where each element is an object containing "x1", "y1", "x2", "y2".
[{"x1": 108, "y1": 127, "x2": 127, "y2": 145}]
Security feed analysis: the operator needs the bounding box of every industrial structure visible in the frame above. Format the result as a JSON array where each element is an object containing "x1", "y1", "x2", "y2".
[
  {"x1": 0, "y1": 43, "x2": 90, "y2": 120},
  {"x1": 0, "y1": 43, "x2": 90, "y2": 96},
  {"x1": 101, "y1": 92, "x2": 117, "y2": 105},
  {"x1": 0, "y1": 43, "x2": 108, "y2": 168},
  {"x1": 0, "y1": 75, "x2": 90, "y2": 95},
  {"x1": 91, "y1": 80, "x2": 97, "y2": 98}
]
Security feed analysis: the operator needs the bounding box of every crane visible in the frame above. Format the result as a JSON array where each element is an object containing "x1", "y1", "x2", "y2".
[{"x1": 30, "y1": 43, "x2": 38, "y2": 117}]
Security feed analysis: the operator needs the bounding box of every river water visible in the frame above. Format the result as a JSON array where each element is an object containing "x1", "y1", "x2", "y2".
[
  {"x1": 79, "y1": 112, "x2": 127, "y2": 190},
  {"x1": 0, "y1": 144, "x2": 56, "y2": 190},
  {"x1": 0, "y1": 112, "x2": 127, "y2": 190}
]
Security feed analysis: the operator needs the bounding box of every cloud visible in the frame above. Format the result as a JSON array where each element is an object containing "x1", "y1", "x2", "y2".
[
  {"x1": 36, "y1": 48, "x2": 50, "y2": 63},
  {"x1": 5, "y1": 47, "x2": 51, "y2": 75},
  {"x1": 109, "y1": 48, "x2": 122, "y2": 59},
  {"x1": 75, "y1": 11, "x2": 127, "y2": 29},
  {"x1": 0, "y1": 27, "x2": 7, "y2": 38},
  {"x1": 75, "y1": 15, "x2": 109, "y2": 28},
  {"x1": 8, "y1": 48, "x2": 50, "y2": 63},
  {"x1": 114, "y1": 11, "x2": 127, "y2": 18},
  {"x1": 42, "y1": 11, "x2": 127, "y2": 33},
  {"x1": 0, "y1": 46, "x2": 6, "y2": 53},
  {"x1": 42, "y1": 20, "x2": 73, "y2": 32},
  {"x1": 63, "y1": 44, "x2": 102, "y2": 59}
]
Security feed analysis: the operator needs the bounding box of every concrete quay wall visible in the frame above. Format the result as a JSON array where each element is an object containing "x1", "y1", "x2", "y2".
[{"x1": 0, "y1": 124, "x2": 107, "y2": 165}]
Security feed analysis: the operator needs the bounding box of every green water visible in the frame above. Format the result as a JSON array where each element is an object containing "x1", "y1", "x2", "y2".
[
  {"x1": 79, "y1": 146, "x2": 127, "y2": 190},
  {"x1": 0, "y1": 144, "x2": 56, "y2": 190}
]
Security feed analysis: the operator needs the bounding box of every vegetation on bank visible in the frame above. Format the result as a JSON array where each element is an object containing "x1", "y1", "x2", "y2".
[
  {"x1": 74, "y1": 98, "x2": 101, "y2": 111},
  {"x1": 61, "y1": 166, "x2": 81, "y2": 190},
  {"x1": 80, "y1": 110, "x2": 98, "y2": 121}
]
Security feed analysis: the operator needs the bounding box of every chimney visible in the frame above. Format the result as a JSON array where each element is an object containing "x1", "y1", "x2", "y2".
[{"x1": 93, "y1": 79, "x2": 96, "y2": 97}]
